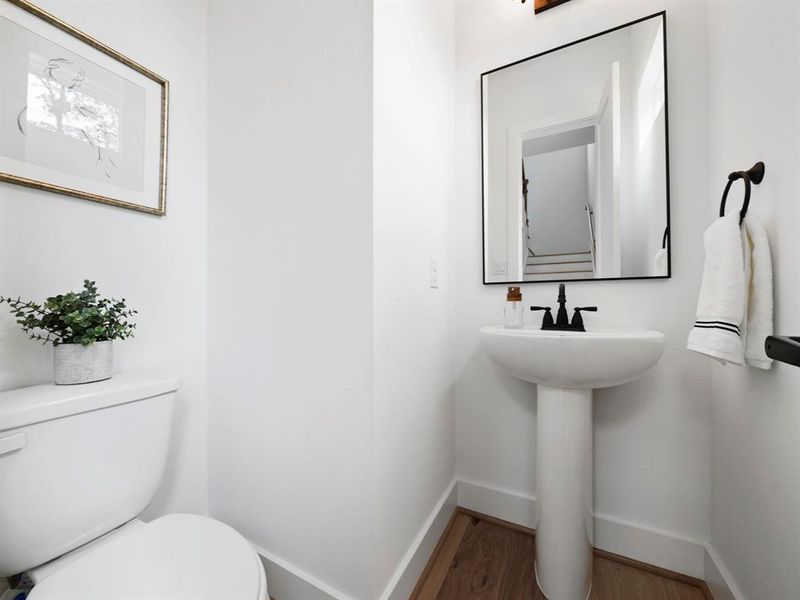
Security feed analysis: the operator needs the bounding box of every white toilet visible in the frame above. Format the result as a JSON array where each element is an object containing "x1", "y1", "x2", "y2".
[{"x1": 0, "y1": 374, "x2": 268, "y2": 600}]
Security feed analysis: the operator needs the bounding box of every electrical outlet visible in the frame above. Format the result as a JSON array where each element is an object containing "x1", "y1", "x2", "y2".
[
  {"x1": 492, "y1": 261, "x2": 507, "y2": 275},
  {"x1": 429, "y1": 257, "x2": 439, "y2": 289}
]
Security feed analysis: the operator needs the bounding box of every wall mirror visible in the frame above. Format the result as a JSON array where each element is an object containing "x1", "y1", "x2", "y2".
[{"x1": 481, "y1": 12, "x2": 670, "y2": 284}]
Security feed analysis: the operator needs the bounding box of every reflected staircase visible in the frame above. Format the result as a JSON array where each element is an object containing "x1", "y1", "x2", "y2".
[
  {"x1": 524, "y1": 251, "x2": 594, "y2": 281},
  {"x1": 524, "y1": 204, "x2": 597, "y2": 281}
]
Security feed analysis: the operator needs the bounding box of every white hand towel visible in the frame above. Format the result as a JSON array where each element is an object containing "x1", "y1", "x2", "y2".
[
  {"x1": 652, "y1": 248, "x2": 668, "y2": 276},
  {"x1": 743, "y1": 217, "x2": 774, "y2": 369},
  {"x1": 687, "y1": 214, "x2": 746, "y2": 365}
]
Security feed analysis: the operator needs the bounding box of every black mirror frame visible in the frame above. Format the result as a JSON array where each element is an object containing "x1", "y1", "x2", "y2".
[{"x1": 480, "y1": 11, "x2": 672, "y2": 285}]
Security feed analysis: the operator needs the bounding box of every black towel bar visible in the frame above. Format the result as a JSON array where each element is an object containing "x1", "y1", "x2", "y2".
[
  {"x1": 719, "y1": 161, "x2": 765, "y2": 224},
  {"x1": 765, "y1": 336, "x2": 800, "y2": 368}
]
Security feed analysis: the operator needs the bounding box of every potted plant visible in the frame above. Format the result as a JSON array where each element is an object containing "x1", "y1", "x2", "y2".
[{"x1": 0, "y1": 280, "x2": 137, "y2": 385}]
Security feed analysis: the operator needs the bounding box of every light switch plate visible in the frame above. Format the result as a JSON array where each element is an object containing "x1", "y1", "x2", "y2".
[{"x1": 429, "y1": 257, "x2": 439, "y2": 288}]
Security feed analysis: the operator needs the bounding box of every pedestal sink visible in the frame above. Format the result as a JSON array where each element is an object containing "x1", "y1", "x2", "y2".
[{"x1": 480, "y1": 326, "x2": 665, "y2": 600}]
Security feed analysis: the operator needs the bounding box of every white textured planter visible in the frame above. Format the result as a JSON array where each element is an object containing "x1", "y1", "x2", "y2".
[{"x1": 53, "y1": 341, "x2": 113, "y2": 385}]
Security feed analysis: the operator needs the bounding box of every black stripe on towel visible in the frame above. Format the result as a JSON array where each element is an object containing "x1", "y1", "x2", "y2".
[
  {"x1": 695, "y1": 320, "x2": 740, "y2": 332},
  {"x1": 693, "y1": 323, "x2": 741, "y2": 336}
]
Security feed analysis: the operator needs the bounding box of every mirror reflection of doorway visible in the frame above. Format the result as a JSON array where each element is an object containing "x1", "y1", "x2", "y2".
[{"x1": 522, "y1": 126, "x2": 595, "y2": 280}]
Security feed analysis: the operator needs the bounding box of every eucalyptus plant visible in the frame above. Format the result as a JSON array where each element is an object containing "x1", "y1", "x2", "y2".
[{"x1": 0, "y1": 280, "x2": 137, "y2": 346}]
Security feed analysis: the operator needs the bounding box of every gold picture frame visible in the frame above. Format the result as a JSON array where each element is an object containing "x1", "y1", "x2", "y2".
[{"x1": 0, "y1": 0, "x2": 169, "y2": 215}]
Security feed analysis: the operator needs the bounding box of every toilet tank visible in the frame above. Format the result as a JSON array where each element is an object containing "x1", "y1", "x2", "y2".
[{"x1": 0, "y1": 373, "x2": 179, "y2": 576}]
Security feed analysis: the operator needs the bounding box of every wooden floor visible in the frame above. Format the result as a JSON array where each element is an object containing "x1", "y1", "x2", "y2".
[{"x1": 411, "y1": 509, "x2": 712, "y2": 600}]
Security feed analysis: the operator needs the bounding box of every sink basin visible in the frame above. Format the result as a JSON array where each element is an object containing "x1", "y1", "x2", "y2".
[
  {"x1": 480, "y1": 326, "x2": 665, "y2": 389},
  {"x1": 480, "y1": 325, "x2": 665, "y2": 600}
]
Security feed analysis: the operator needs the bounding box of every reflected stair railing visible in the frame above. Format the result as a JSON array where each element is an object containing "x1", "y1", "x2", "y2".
[{"x1": 585, "y1": 203, "x2": 597, "y2": 274}]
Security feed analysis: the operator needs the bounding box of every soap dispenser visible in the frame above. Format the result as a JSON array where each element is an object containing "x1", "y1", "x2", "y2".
[{"x1": 504, "y1": 286, "x2": 523, "y2": 329}]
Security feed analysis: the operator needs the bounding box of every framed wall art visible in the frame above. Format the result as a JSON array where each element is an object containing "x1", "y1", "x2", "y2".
[{"x1": 0, "y1": 0, "x2": 169, "y2": 215}]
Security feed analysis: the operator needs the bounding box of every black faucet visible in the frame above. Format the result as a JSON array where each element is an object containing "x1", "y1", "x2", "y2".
[
  {"x1": 555, "y1": 282, "x2": 569, "y2": 327},
  {"x1": 530, "y1": 283, "x2": 597, "y2": 332}
]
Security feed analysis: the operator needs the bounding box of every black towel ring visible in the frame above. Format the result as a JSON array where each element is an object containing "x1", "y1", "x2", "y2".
[
  {"x1": 661, "y1": 226, "x2": 669, "y2": 249},
  {"x1": 719, "y1": 161, "x2": 765, "y2": 224}
]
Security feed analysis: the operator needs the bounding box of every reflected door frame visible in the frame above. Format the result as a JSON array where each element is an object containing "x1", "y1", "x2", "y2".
[{"x1": 594, "y1": 61, "x2": 622, "y2": 278}]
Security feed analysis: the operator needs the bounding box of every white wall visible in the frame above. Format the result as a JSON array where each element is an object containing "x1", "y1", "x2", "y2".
[
  {"x1": 207, "y1": 2, "x2": 377, "y2": 598},
  {"x1": 628, "y1": 18, "x2": 667, "y2": 277},
  {"x1": 208, "y1": 2, "x2": 459, "y2": 597},
  {"x1": 455, "y1": 0, "x2": 712, "y2": 553},
  {"x1": 373, "y1": 0, "x2": 456, "y2": 595},
  {"x1": 0, "y1": 0, "x2": 209, "y2": 518},
  {"x1": 706, "y1": 2, "x2": 800, "y2": 598},
  {"x1": 630, "y1": 104, "x2": 667, "y2": 276}
]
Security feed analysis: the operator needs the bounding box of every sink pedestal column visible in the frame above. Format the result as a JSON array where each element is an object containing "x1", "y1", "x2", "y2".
[{"x1": 535, "y1": 385, "x2": 593, "y2": 600}]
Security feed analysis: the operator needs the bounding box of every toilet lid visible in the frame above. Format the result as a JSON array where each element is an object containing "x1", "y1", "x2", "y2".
[{"x1": 28, "y1": 514, "x2": 264, "y2": 600}]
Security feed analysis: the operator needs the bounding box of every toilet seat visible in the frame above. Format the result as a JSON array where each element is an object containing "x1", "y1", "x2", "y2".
[{"x1": 28, "y1": 514, "x2": 267, "y2": 600}]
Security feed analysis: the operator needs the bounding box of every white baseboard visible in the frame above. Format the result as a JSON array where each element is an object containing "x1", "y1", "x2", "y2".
[
  {"x1": 254, "y1": 479, "x2": 744, "y2": 600},
  {"x1": 253, "y1": 544, "x2": 349, "y2": 600},
  {"x1": 456, "y1": 479, "x2": 709, "y2": 581},
  {"x1": 593, "y1": 512, "x2": 706, "y2": 579},
  {"x1": 456, "y1": 478, "x2": 538, "y2": 528},
  {"x1": 251, "y1": 478, "x2": 458, "y2": 600},
  {"x1": 381, "y1": 478, "x2": 458, "y2": 600},
  {"x1": 704, "y1": 544, "x2": 746, "y2": 600}
]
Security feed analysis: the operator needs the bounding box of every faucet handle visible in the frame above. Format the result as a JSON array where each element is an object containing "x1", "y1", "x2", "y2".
[
  {"x1": 570, "y1": 306, "x2": 597, "y2": 332},
  {"x1": 530, "y1": 306, "x2": 554, "y2": 328}
]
